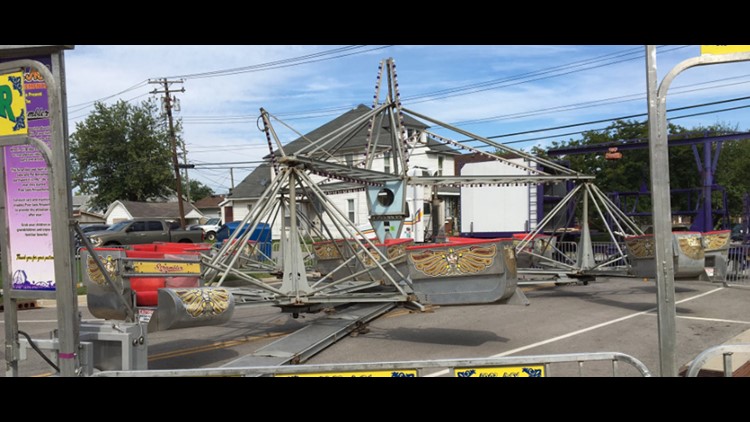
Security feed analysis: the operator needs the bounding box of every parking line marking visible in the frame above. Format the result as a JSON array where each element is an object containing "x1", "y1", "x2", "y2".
[
  {"x1": 644, "y1": 314, "x2": 750, "y2": 325},
  {"x1": 424, "y1": 286, "x2": 724, "y2": 377}
]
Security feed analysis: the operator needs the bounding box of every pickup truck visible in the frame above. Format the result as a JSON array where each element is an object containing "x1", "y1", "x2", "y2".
[
  {"x1": 187, "y1": 217, "x2": 222, "y2": 241},
  {"x1": 86, "y1": 218, "x2": 204, "y2": 247}
]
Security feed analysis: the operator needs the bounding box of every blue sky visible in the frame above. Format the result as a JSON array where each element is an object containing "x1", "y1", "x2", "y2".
[{"x1": 63, "y1": 45, "x2": 750, "y2": 195}]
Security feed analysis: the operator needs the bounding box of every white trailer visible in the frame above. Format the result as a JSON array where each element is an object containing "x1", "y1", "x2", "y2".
[{"x1": 460, "y1": 158, "x2": 538, "y2": 236}]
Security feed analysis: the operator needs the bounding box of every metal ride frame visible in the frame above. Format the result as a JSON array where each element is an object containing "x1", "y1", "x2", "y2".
[
  {"x1": 201, "y1": 57, "x2": 643, "y2": 313},
  {"x1": 645, "y1": 46, "x2": 750, "y2": 377}
]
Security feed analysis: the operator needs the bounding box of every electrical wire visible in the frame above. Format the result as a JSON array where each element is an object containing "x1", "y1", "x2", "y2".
[
  {"x1": 17, "y1": 330, "x2": 60, "y2": 373},
  {"x1": 165, "y1": 46, "x2": 390, "y2": 80}
]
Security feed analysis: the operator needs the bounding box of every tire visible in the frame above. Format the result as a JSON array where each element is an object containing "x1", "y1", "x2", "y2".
[{"x1": 205, "y1": 231, "x2": 216, "y2": 242}]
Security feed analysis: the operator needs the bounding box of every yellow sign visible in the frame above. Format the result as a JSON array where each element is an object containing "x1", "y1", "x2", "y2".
[
  {"x1": 0, "y1": 71, "x2": 28, "y2": 136},
  {"x1": 276, "y1": 369, "x2": 417, "y2": 377},
  {"x1": 454, "y1": 365, "x2": 545, "y2": 377},
  {"x1": 701, "y1": 45, "x2": 750, "y2": 55},
  {"x1": 131, "y1": 261, "x2": 201, "y2": 275}
]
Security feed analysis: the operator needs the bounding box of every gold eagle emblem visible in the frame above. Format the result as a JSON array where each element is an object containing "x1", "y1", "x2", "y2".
[
  {"x1": 408, "y1": 244, "x2": 497, "y2": 277},
  {"x1": 357, "y1": 248, "x2": 382, "y2": 268},
  {"x1": 387, "y1": 244, "x2": 408, "y2": 260},
  {"x1": 314, "y1": 243, "x2": 342, "y2": 260},
  {"x1": 175, "y1": 288, "x2": 231, "y2": 318},
  {"x1": 703, "y1": 232, "x2": 730, "y2": 252},
  {"x1": 678, "y1": 235, "x2": 704, "y2": 260},
  {"x1": 86, "y1": 254, "x2": 118, "y2": 286},
  {"x1": 625, "y1": 237, "x2": 655, "y2": 259}
]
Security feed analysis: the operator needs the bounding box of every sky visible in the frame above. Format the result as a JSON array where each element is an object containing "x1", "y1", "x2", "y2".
[{"x1": 62, "y1": 45, "x2": 750, "y2": 195}]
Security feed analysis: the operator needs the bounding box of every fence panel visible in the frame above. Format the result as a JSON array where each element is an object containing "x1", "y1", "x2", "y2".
[
  {"x1": 592, "y1": 242, "x2": 630, "y2": 269},
  {"x1": 725, "y1": 244, "x2": 750, "y2": 287},
  {"x1": 685, "y1": 343, "x2": 750, "y2": 377},
  {"x1": 92, "y1": 351, "x2": 652, "y2": 377}
]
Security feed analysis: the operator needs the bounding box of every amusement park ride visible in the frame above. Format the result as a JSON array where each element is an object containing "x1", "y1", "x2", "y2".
[{"x1": 3, "y1": 54, "x2": 727, "y2": 376}]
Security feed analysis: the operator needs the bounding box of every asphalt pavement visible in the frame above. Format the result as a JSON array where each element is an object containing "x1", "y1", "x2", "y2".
[{"x1": 3, "y1": 276, "x2": 750, "y2": 377}]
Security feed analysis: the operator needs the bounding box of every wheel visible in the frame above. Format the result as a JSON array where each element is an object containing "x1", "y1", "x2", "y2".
[{"x1": 205, "y1": 231, "x2": 216, "y2": 242}]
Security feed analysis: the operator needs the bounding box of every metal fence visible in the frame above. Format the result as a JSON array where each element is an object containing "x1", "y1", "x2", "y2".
[
  {"x1": 685, "y1": 343, "x2": 750, "y2": 377},
  {"x1": 592, "y1": 242, "x2": 630, "y2": 269},
  {"x1": 92, "y1": 351, "x2": 652, "y2": 377},
  {"x1": 725, "y1": 244, "x2": 750, "y2": 286},
  {"x1": 527, "y1": 241, "x2": 629, "y2": 270}
]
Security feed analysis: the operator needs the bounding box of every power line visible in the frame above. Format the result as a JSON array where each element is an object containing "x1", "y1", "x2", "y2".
[
  {"x1": 164, "y1": 45, "x2": 390, "y2": 79},
  {"x1": 69, "y1": 45, "x2": 679, "y2": 124},
  {"x1": 66, "y1": 46, "x2": 392, "y2": 118},
  {"x1": 68, "y1": 80, "x2": 149, "y2": 111},
  {"x1": 476, "y1": 94, "x2": 750, "y2": 141},
  {"x1": 499, "y1": 103, "x2": 750, "y2": 146},
  {"x1": 450, "y1": 76, "x2": 750, "y2": 126}
]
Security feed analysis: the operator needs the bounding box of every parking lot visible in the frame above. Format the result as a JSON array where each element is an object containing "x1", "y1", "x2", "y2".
[{"x1": 4, "y1": 276, "x2": 750, "y2": 377}]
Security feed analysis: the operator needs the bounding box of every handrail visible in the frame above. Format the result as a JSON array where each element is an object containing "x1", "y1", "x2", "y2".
[
  {"x1": 685, "y1": 343, "x2": 750, "y2": 377},
  {"x1": 92, "y1": 351, "x2": 652, "y2": 377}
]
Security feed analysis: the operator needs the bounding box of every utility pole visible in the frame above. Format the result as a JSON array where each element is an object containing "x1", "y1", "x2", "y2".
[
  {"x1": 181, "y1": 140, "x2": 191, "y2": 203},
  {"x1": 150, "y1": 78, "x2": 186, "y2": 228}
]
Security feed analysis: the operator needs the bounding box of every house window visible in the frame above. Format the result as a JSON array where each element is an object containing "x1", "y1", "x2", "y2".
[
  {"x1": 347, "y1": 199, "x2": 355, "y2": 223},
  {"x1": 384, "y1": 151, "x2": 391, "y2": 173},
  {"x1": 438, "y1": 156, "x2": 444, "y2": 176}
]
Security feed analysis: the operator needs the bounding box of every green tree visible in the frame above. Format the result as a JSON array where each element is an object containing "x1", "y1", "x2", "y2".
[
  {"x1": 184, "y1": 180, "x2": 215, "y2": 202},
  {"x1": 538, "y1": 120, "x2": 750, "y2": 221},
  {"x1": 71, "y1": 99, "x2": 176, "y2": 210}
]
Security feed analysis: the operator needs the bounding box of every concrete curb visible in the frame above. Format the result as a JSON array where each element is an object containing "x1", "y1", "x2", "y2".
[{"x1": 36, "y1": 296, "x2": 88, "y2": 308}]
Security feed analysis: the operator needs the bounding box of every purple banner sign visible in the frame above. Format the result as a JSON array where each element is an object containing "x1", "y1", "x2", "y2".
[{"x1": 2, "y1": 55, "x2": 55, "y2": 290}]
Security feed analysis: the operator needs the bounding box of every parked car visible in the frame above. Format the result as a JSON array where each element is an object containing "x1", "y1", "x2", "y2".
[
  {"x1": 86, "y1": 218, "x2": 204, "y2": 247},
  {"x1": 187, "y1": 217, "x2": 222, "y2": 242},
  {"x1": 75, "y1": 223, "x2": 111, "y2": 252}
]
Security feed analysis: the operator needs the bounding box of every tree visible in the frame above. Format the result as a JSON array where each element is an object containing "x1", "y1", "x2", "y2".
[
  {"x1": 183, "y1": 180, "x2": 215, "y2": 202},
  {"x1": 70, "y1": 99, "x2": 176, "y2": 210},
  {"x1": 537, "y1": 120, "x2": 750, "y2": 221}
]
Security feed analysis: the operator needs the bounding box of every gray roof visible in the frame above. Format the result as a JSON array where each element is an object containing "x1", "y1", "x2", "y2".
[
  {"x1": 231, "y1": 106, "x2": 461, "y2": 200},
  {"x1": 423, "y1": 136, "x2": 462, "y2": 155},
  {"x1": 72, "y1": 195, "x2": 92, "y2": 209},
  {"x1": 228, "y1": 163, "x2": 272, "y2": 199},
  {"x1": 267, "y1": 104, "x2": 454, "y2": 158},
  {"x1": 118, "y1": 200, "x2": 200, "y2": 218},
  {"x1": 193, "y1": 195, "x2": 224, "y2": 209}
]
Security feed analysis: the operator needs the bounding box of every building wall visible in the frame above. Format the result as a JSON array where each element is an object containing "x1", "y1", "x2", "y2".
[
  {"x1": 106, "y1": 204, "x2": 132, "y2": 224},
  {"x1": 225, "y1": 141, "x2": 456, "y2": 241},
  {"x1": 459, "y1": 158, "x2": 537, "y2": 234},
  {"x1": 198, "y1": 208, "x2": 221, "y2": 220}
]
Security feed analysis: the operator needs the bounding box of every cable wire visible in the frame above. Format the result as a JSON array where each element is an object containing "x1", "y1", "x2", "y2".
[{"x1": 17, "y1": 330, "x2": 60, "y2": 373}]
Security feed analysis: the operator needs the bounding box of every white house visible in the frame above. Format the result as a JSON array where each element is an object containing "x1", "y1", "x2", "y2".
[
  {"x1": 220, "y1": 104, "x2": 461, "y2": 241},
  {"x1": 104, "y1": 200, "x2": 203, "y2": 225}
]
